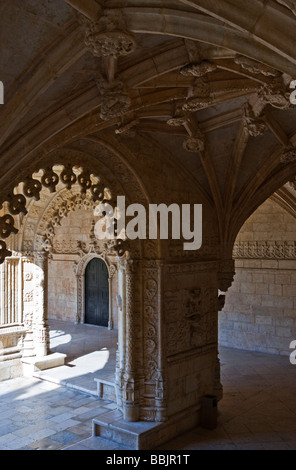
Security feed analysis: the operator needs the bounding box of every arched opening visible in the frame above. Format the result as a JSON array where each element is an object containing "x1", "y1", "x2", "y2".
[{"x1": 85, "y1": 258, "x2": 109, "y2": 327}]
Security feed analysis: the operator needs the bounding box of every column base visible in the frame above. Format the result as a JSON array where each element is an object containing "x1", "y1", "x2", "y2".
[{"x1": 92, "y1": 405, "x2": 202, "y2": 450}]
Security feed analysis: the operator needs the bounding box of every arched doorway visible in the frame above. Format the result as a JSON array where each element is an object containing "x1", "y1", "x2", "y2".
[{"x1": 85, "y1": 258, "x2": 109, "y2": 327}]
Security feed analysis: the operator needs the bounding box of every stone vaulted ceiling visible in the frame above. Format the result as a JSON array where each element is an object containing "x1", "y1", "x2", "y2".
[{"x1": 1, "y1": 0, "x2": 296, "y2": 257}]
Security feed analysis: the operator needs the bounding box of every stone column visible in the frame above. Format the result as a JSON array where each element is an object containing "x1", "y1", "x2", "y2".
[
  {"x1": 115, "y1": 261, "x2": 126, "y2": 410},
  {"x1": 33, "y1": 251, "x2": 50, "y2": 357},
  {"x1": 122, "y1": 259, "x2": 140, "y2": 422}
]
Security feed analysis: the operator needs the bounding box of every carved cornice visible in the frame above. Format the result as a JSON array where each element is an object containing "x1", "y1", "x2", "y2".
[{"x1": 233, "y1": 241, "x2": 296, "y2": 259}]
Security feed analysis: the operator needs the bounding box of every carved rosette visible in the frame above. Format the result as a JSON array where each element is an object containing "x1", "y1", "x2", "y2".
[{"x1": 183, "y1": 135, "x2": 205, "y2": 154}]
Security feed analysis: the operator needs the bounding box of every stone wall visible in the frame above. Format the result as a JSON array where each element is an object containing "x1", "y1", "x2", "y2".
[{"x1": 219, "y1": 199, "x2": 296, "y2": 356}]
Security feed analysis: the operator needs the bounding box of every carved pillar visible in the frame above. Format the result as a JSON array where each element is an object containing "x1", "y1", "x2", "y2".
[
  {"x1": 0, "y1": 257, "x2": 22, "y2": 326},
  {"x1": 33, "y1": 251, "x2": 50, "y2": 357},
  {"x1": 122, "y1": 259, "x2": 141, "y2": 422},
  {"x1": 115, "y1": 261, "x2": 126, "y2": 411},
  {"x1": 76, "y1": 273, "x2": 84, "y2": 324},
  {"x1": 155, "y1": 260, "x2": 167, "y2": 422}
]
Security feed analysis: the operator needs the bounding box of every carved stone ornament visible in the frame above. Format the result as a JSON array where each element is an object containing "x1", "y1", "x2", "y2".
[
  {"x1": 234, "y1": 55, "x2": 280, "y2": 77},
  {"x1": 258, "y1": 77, "x2": 291, "y2": 109},
  {"x1": 6, "y1": 193, "x2": 27, "y2": 216},
  {"x1": 183, "y1": 77, "x2": 212, "y2": 112},
  {"x1": 280, "y1": 146, "x2": 296, "y2": 163},
  {"x1": 180, "y1": 60, "x2": 217, "y2": 78},
  {"x1": 81, "y1": 16, "x2": 136, "y2": 58},
  {"x1": 167, "y1": 116, "x2": 187, "y2": 127},
  {"x1": 96, "y1": 75, "x2": 131, "y2": 120},
  {"x1": 0, "y1": 214, "x2": 18, "y2": 239},
  {"x1": 0, "y1": 240, "x2": 12, "y2": 264},
  {"x1": 242, "y1": 102, "x2": 267, "y2": 137},
  {"x1": 183, "y1": 135, "x2": 205, "y2": 153}
]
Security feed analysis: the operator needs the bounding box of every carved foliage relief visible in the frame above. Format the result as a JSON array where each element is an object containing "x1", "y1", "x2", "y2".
[{"x1": 143, "y1": 262, "x2": 160, "y2": 382}]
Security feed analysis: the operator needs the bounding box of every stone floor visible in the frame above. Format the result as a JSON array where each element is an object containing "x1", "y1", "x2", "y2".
[{"x1": 0, "y1": 320, "x2": 295, "y2": 450}]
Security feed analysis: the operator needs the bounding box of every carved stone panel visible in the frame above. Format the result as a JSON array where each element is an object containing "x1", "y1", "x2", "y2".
[{"x1": 164, "y1": 263, "x2": 218, "y2": 357}]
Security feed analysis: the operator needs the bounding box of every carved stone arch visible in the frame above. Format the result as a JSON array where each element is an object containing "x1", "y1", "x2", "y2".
[
  {"x1": 75, "y1": 251, "x2": 117, "y2": 328},
  {"x1": 0, "y1": 156, "x2": 130, "y2": 262}
]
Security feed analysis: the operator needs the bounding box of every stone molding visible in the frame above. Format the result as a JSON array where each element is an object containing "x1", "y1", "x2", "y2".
[{"x1": 233, "y1": 240, "x2": 296, "y2": 259}]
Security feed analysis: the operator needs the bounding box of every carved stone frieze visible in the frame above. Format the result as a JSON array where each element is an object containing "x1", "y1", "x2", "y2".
[{"x1": 233, "y1": 240, "x2": 296, "y2": 259}]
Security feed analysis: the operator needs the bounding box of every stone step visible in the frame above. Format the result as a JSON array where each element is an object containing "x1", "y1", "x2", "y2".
[
  {"x1": 94, "y1": 376, "x2": 116, "y2": 402},
  {"x1": 21, "y1": 352, "x2": 66, "y2": 376},
  {"x1": 91, "y1": 405, "x2": 201, "y2": 450}
]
